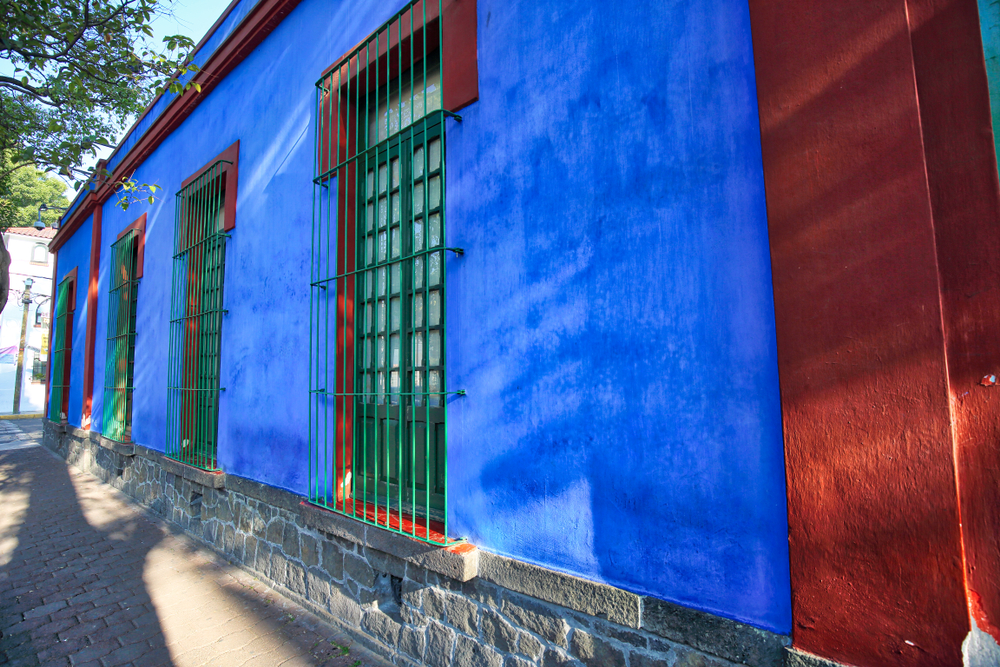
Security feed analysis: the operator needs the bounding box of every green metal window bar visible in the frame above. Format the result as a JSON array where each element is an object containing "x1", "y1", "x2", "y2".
[
  {"x1": 49, "y1": 274, "x2": 75, "y2": 421},
  {"x1": 166, "y1": 160, "x2": 229, "y2": 470},
  {"x1": 310, "y1": 0, "x2": 460, "y2": 546},
  {"x1": 102, "y1": 230, "x2": 140, "y2": 442}
]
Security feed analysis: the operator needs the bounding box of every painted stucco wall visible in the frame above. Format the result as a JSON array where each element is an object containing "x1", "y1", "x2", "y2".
[
  {"x1": 78, "y1": 0, "x2": 789, "y2": 633},
  {"x1": 0, "y1": 232, "x2": 54, "y2": 415},
  {"x1": 909, "y1": 0, "x2": 1000, "y2": 652},
  {"x1": 447, "y1": 0, "x2": 789, "y2": 632},
  {"x1": 746, "y1": 0, "x2": 1000, "y2": 664},
  {"x1": 52, "y1": 214, "x2": 93, "y2": 427}
]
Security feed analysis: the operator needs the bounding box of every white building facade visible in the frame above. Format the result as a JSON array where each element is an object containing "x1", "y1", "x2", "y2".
[{"x1": 0, "y1": 226, "x2": 56, "y2": 414}]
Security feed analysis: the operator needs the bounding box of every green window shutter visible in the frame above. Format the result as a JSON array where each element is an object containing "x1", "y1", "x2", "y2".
[
  {"x1": 49, "y1": 275, "x2": 74, "y2": 421},
  {"x1": 310, "y1": 0, "x2": 458, "y2": 546},
  {"x1": 167, "y1": 161, "x2": 229, "y2": 470},
  {"x1": 102, "y1": 230, "x2": 140, "y2": 442}
]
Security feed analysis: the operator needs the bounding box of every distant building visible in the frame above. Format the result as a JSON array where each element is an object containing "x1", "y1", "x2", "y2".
[{"x1": 0, "y1": 226, "x2": 55, "y2": 414}]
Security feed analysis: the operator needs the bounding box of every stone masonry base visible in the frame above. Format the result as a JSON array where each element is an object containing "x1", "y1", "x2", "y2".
[{"x1": 42, "y1": 419, "x2": 795, "y2": 667}]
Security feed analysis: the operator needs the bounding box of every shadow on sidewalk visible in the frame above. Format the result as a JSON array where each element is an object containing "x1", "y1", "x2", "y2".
[
  {"x1": 0, "y1": 445, "x2": 174, "y2": 666},
  {"x1": 0, "y1": 441, "x2": 388, "y2": 667}
]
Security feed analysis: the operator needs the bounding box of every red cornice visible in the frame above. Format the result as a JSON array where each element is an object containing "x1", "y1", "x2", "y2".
[
  {"x1": 118, "y1": 213, "x2": 148, "y2": 279},
  {"x1": 51, "y1": 0, "x2": 304, "y2": 252},
  {"x1": 181, "y1": 141, "x2": 241, "y2": 232},
  {"x1": 61, "y1": 267, "x2": 79, "y2": 310}
]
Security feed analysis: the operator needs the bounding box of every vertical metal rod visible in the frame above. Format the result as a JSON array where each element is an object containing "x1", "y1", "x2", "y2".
[
  {"x1": 408, "y1": 4, "x2": 416, "y2": 536},
  {"x1": 210, "y1": 165, "x2": 220, "y2": 468},
  {"x1": 436, "y1": 0, "x2": 447, "y2": 542},
  {"x1": 420, "y1": 0, "x2": 430, "y2": 539},
  {"x1": 197, "y1": 167, "x2": 208, "y2": 467},
  {"x1": 395, "y1": 12, "x2": 404, "y2": 532},
  {"x1": 309, "y1": 81, "x2": 318, "y2": 503},
  {"x1": 364, "y1": 40, "x2": 378, "y2": 515},
  {"x1": 338, "y1": 64, "x2": 347, "y2": 511},
  {"x1": 373, "y1": 26, "x2": 382, "y2": 528},
  {"x1": 322, "y1": 77, "x2": 330, "y2": 507},
  {"x1": 331, "y1": 72, "x2": 339, "y2": 508},
  {"x1": 335, "y1": 69, "x2": 344, "y2": 510}
]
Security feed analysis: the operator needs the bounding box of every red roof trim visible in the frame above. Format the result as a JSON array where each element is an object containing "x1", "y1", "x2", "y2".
[
  {"x1": 100, "y1": 0, "x2": 246, "y2": 168},
  {"x1": 51, "y1": 0, "x2": 303, "y2": 252},
  {"x1": 5, "y1": 227, "x2": 58, "y2": 239}
]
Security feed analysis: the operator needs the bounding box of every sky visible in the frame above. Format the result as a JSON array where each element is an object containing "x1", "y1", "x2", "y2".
[{"x1": 151, "y1": 0, "x2": 234, "y2": 52}]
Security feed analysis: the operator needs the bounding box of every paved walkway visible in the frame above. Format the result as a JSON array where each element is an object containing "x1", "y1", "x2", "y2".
[{"x1": 0, "y1": 420, "x2": 392, "y2": 667}]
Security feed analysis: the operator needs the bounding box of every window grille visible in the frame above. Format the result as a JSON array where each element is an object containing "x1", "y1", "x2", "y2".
[
  {"x1": 310, "y1": 0, "x2": 460, "y2": 545},
  {"x1": 49, "y1": 274, "x2": 75, "y2": 421},
  {"x1": 166, "y1": 161, "x2": 229, "y2": 470},
  {"x1": 102, "y1": 229, "x2": 140, "y2": 442}
]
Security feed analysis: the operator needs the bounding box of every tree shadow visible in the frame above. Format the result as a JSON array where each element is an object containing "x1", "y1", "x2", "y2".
[
  {"x1": 0, "y1": 445, "x2": 174, "y2": 666},
  {"x1": 0, "y1": 441, "x2": 389, "y2": 667}
]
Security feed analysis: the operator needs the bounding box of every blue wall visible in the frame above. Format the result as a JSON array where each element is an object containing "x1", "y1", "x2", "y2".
[
  {"x1": 78, "y1": 0, "x2": 789, "y2": 633},
  {"x1": 52, "y1": 214, "x2": 92, "y2": 427},
  {"x1": 445, "y1": 0, "x2": 789, "y2": 633}
]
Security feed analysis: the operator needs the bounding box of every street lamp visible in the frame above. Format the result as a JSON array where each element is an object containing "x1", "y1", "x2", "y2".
[
  {"x1": 12, "y1": 277, "x2": 33, "y2": 414},
  {"x1": 35, "y1": 204, "x2": 69, "y2": 230}
]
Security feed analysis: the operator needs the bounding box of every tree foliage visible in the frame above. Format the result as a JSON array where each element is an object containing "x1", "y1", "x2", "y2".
[
  {"x1": 1, "y1": 158, "x2": 71, "y2": 228},
  {"x1": 0, "y1": 0, "x2": 201, "y2": 186},
  {"x1": 0, "y1": 0, "x2": 199, "y2": 316}
]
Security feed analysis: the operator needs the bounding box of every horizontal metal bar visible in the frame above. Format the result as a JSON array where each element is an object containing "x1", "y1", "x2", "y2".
[
  {"x1": 172, "y1": 233, "x2": 228, "y2": 259},
  {"x1": 166, "y1": 386, "x2": 223, "y2": 392},
  {"x1": 309, "y1": 389, "x2": 462, "y2": 397},
  {"x1": 313, "y1": 112, "x2": 446, "y2": 183},
  {"x1": 168, "y1": 308, "x2": 229, "y2": 323},
  {"x1": 310, "y1": 245, "x2": 446, "y2": 287}
]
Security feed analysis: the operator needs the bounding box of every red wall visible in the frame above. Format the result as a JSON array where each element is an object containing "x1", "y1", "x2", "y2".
[
  {"x1": 905, "y1": 0, "x2": 1000, "y2": 644},
  {"x1": 748, "y1": 0, "x2": 1000, "y2": 664}
]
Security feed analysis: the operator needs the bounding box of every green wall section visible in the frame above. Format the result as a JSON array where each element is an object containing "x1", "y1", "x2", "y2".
[{"x1": 978, "y1": 0, "x2": 1000, "y2": 165}]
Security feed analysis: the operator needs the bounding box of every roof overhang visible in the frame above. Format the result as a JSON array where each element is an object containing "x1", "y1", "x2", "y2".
[{"x1": 50, "y1": 0, "x2": 304, "y2": 253}]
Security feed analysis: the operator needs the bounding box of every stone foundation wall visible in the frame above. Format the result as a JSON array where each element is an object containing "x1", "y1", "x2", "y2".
[{"x1": 42, "y1": 420, "x2": 790, "y2": 667}]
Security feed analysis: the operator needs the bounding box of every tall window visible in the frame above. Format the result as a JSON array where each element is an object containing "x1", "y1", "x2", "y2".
[
  {"x1": 310, "y1": 0, "x2": 456, "y2": 545},
  {"x1": 49, "y1": 270, "x2": 76, "y2": 421},
  {"x1": 166, "y1": 156, "x2": 234, "y2": 470},
  {"x1": 103, "y1": 218, "x2": 143, "y2": 442}
]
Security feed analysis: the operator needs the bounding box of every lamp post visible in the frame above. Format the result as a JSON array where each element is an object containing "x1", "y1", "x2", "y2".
[
  {"x1": 35, "y1": 204, "x2": 69, "y2": 230},
  {"x1": 13, "y1": 277, "x2": 33, "y2": 414}
]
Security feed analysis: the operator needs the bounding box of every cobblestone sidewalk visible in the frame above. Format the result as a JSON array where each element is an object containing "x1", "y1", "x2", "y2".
[{"x1": 0, "y1": 419, "x2": 392, "y2": 667}]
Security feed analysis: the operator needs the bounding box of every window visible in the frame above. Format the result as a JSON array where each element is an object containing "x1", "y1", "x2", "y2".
[
  {"x1": 166, "y1": 145, "x2": 238, "y2": 470},
  {"x1": 49, "y1": 268, "x2": 77, "y2": 421},
  {"x1": 103, "y1": 215, "x2": 145, "y2": 442},
  {"x1": 31, "y1": 244, "x2": 49, "y2": 265},
  {"x1": 310, "y1": 0, "x2": 466, "y2": 545}
]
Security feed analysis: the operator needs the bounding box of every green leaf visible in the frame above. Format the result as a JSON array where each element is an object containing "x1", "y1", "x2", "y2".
[{"x1": 0, "y1": 1, "x2": 197, "y2": 186}]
